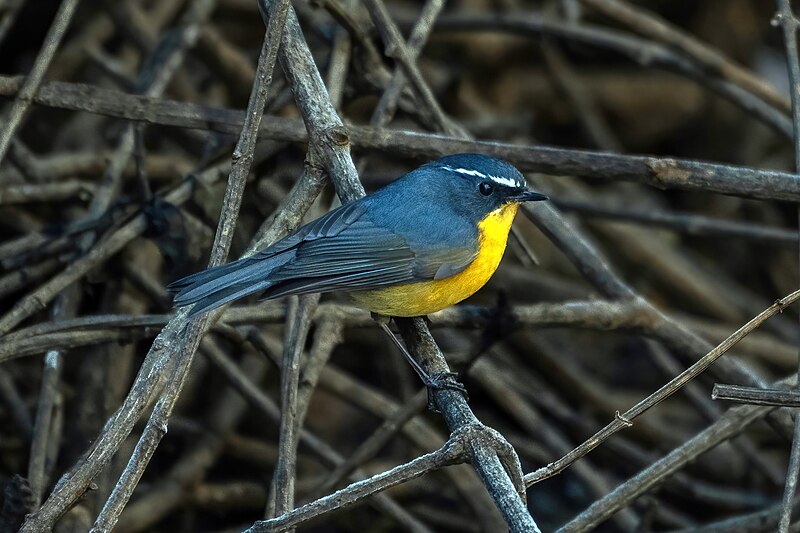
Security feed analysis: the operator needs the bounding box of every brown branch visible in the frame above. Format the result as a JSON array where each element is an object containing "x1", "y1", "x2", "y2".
[
  {"x1": 430, "y1": 12, "x2": 792, "y2": 139},
  {"x1": 713, "y1": 383, "x2": 800, "y2": 407},
  {"x1": 553, "y1": 198, "x2": 799, "y2": 247},
  {"x1": 0, "y1": 367, "x2": 33, "y2": 438},
  {"x1": 268, "y1": 294, "x2": 318, "y2": 518},
  {"x1": 525, "y1": 289, "x2": 800, "y2": 486},
  {"x1": 370, "y1": 0, "x2": 445, "y2": 128},
  {"x1": 89, "y1": 1, "x2": 292, "y2": 529},
  {"x1": 772, "y1": 2, "x2": 800, "y2": 531},
  {"x1": 2, "y1": 77, "x2": 800, "y2": 201},
  {"x1": 246, "y1": 425, "x2": 473, "y2": 532},
  {"x1": 0, "y1": 0, "x2": 81, "y2": 165},
  {"x1": 362, "y1": 0, "x2": 465, "y2": 137},
  {"x1": 555, "y1": 390, "x2": 785, "y2": 532},
  {"x1": 580, "y1": 0, "x2": 790, "y2": 114},
  {"x1": 26, "y1": 288, "x2": 78, "y2": 509},
  {"x1": 209, "y1": 330, "x2": 433, "y2": 531}
]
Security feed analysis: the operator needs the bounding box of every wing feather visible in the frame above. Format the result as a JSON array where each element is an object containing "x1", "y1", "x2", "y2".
[{"x1": 171, "y1": 197, "x2": 479, "y2": 315}]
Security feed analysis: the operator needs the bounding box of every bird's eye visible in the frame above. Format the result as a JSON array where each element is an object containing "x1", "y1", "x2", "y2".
[{"x1": 479, "y1": 181, "x2": 493, "y2": 196}]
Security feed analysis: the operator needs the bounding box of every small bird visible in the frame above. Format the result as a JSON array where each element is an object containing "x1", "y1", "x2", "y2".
[{"x1": 170, "y1": 153, "x2": 546, "y2": 395}]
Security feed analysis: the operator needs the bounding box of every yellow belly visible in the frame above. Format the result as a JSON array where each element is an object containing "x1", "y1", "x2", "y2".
[{"x1": 351, "y1": 203, "x2": 520, "y2": 317}]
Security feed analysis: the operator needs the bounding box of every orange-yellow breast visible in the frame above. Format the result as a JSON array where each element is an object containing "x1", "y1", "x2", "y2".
[{"x1": 351, "y1": 202, "x2": 521, "y2": 317}]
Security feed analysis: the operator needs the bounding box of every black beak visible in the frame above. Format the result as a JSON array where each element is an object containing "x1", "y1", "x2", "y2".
[{"x1": 510, "y1": 191, "x2": 548, "y2": 202}]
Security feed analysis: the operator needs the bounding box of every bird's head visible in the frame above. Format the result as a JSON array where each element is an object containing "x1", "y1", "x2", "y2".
[{"x1": 422, "y1": 153, "x2": 547, "y2": 221}]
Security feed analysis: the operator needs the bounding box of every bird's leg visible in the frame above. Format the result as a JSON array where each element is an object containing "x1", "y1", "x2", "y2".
[{"x1": 372, "y1": 313, "x2": 468, "y2": 411}]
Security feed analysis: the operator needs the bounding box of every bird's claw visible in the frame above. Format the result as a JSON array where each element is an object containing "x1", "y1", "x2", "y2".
[{"x1": 424, "y1": 371, "x2": 469, "y2": 412}]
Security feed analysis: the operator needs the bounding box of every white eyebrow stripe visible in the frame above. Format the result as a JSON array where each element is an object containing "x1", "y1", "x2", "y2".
[
  {"x1": 441, "y1": 165, "x2": 486, "y2": 179},
  {"x1": 441, "y1": 165, "x2": 521, "y2": 187},
  {"x1": 487, "y1": 174, "x2": 519, "y2": 187}
]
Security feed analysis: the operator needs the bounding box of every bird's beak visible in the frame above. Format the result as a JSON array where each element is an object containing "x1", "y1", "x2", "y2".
[{"x1": 510, "y1": 191, "x2": 548, "y2": 203}]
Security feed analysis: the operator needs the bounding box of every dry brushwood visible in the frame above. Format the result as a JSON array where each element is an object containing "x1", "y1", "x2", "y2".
[{"x1": 2, "y1": 0, "x2": 800, "y2": 532}]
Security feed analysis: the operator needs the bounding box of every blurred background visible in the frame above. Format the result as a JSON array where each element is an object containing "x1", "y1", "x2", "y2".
[{"x1": 1, "y1": 0, "x2": 799, "y2": 531}]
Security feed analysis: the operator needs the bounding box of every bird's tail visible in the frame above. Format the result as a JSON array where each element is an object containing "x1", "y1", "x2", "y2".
[{"x1": 169, "y1": 254, "x2": 287, "y2": 316}]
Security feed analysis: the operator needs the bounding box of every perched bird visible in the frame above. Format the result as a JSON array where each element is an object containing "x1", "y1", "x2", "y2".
[{"x1": 170, "y1": 153, "x2": 547, "y2": 396}]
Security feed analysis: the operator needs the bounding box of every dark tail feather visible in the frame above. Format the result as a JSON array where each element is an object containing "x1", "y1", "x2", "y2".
[
  {"x1": 186, "y1": 279, "x2": 274, "y2": 316},
  {"x1": 168, "y1": 257, "x2": 258, "y2": 294},
  {"x1": 171, "y1": 254, "x2": 291, "y2": 315}
]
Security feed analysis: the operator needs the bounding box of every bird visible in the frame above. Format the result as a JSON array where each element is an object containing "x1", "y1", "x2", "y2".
[{"x1": 170, "y1": 153, "x2": 547, "y2": 397}]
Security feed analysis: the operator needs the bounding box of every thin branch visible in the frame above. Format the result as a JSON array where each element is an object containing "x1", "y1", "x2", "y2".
[
  {"x1": 2, "y1": 77, "x2": 800, "y2": 201},
  {"x1": 713, "y1": 383, "x2": 800, "y2": 407},
  {"x1": 82, "y1": 1, "x2": 215, "y2": 220},
  {"x1": 0, "y1": 367, "x2": 32, "y2": 438},
  {"x1": 541, "y1": 41, "x2": 623, "y2": 152},
  {"x1": 246, "y1": 425, "x2": 469, "y2": 532},
  {"x1": 293, "y1": 318, "x2": 343, "y2": 431},
  {"x1": 772, "y1": 3, "x2": 800, "y2": 531},
  {"x1": 580, "y1": 0, "x2": 790, "y2": 114},
  {"x1": 370, "y1": 0, "x2": 445, "y2": 128},
  {"x1": 555, "y1": 387, "x2": 785, "y2": 532},
  {"x1": 268, "y1": 294, "x2": 318, "y2": 518},
  {"x1": 0, "y1": 0, "x2": 25, "y2": 46},
  {"x1": 430, "y1": 12, "x2": 793, "y2": 139},
  {"x1": 0, "y1": 160, "x2": 229, "y2": 337},
  {"x1": 310, "y1": 390, "x2": 428, "y2": 500},
  {"x1": 362, "y1": 0, "x2": 465, "y2": 137},
  {"x1": 0, "y1": 182, "x2": 94, "y2": 205},
  {"x1": 521, "y1": 195, "x2": 796, "y2": 439},
  {"x1": 395, "y1": 318, "x2": 540, "y2": 532},
  {"x1": 89, "y1": 1, "x2": 292, "y2": 529},
  {"x1": 27, "y1": 288, "x2": 78, "y2": 508},
  {"x1": 13, "y1": 297, "x2": 800, "y2": 368},
  {"x1": 524, "y1": 288, "x2": 800, "y2": 486},
  {"x1": 208, "y1": 331, "x2": 433, "y2": 532},
  {"x1": 0, "y1": 0, "x2": 81, "y2": 165},
  {"x1": 553, "y1": 198, "x2": 799, "y2": 247}
]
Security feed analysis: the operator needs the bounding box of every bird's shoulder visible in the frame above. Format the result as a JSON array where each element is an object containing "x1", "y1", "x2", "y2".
[{"x1": 252, "y1": 199, "x2": 371, "y2": 260}]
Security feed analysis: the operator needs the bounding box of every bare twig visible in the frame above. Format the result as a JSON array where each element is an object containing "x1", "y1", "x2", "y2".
[
  {"x1": 580, "y1": 0, "x2": 790, "y2": 114},
  {"x1": 89, "y1": 1, "x2": 292, "y2": 530},
  {"x1": 0, "y1": 0, "x2": 25, "y2": 46},
  {"x1": 246, "y1": 424, "x2": 473, "y2": 532},
  {"x1": 311, "y1": 390, "x2": 427, "y2": 499},
  {"x1": 395, "y1": 318, "x2": 539, "y2": 532},
  {"x1": 2, "y1": 77, "x2": 800, "y2": 201},
  {"x1": 525, "y1": 289, "x2": 800, "y2": 486},
  {"x1": 27, "y1": 288, "x2": 78, "y2": 508},
  {"x1": 268, "y1": 294, "x2": 318, "y2": 518},
  {"x1": 713, "y1": 383, "x2": 800, "y2": 407},
  {"x1": 0, "y1": 0, "x2": 81, "y2": 165},
  {"x1": 431, "y1": 12, "x2": 793, "y2": 138},
  {"x1": 370, "y1": 0, "x2": 445, "y2": 128},
  {"x1": 553, "y1": 198, "x2": 799, "y2": 247},
  {"x1": 293, "y1": 318, "x2": 343, "y2": 430},
  {"x1": 362, "y1": 0, "x2": 465, "y2": 137},
  {"x1": 0, "y1": 367, "x2": 32, "y2": 438},
  {"x1": 0, "y1": 161, "x2": 228, "y2": 336},
  {"x1": 555, "y1": 388, "x2": 786, "y2": 532},
  {"x1": 772, "y1": 2, "x2": 800, "y2": 531},
  {"x1": 210, "y1": 331, "x2": 433, "y2": 532}
]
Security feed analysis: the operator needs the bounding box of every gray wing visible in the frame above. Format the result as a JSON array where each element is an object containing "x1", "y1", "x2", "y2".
[
  {"x1": 170, "y1": 200, "x2": 477, "y2": 315},
  {"x1": 258, "y1": 207, "x2": 478, "y2": 299}
]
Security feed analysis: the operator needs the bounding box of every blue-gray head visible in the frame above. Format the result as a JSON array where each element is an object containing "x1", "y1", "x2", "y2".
[{"x1": 419, "y1": 153, "x2": 547, "y2": 220}]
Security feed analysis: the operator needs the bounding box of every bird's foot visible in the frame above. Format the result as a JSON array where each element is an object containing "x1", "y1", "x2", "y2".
[{"x1": 423, "y1": 371, "x2": 469, "y2": 412}]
